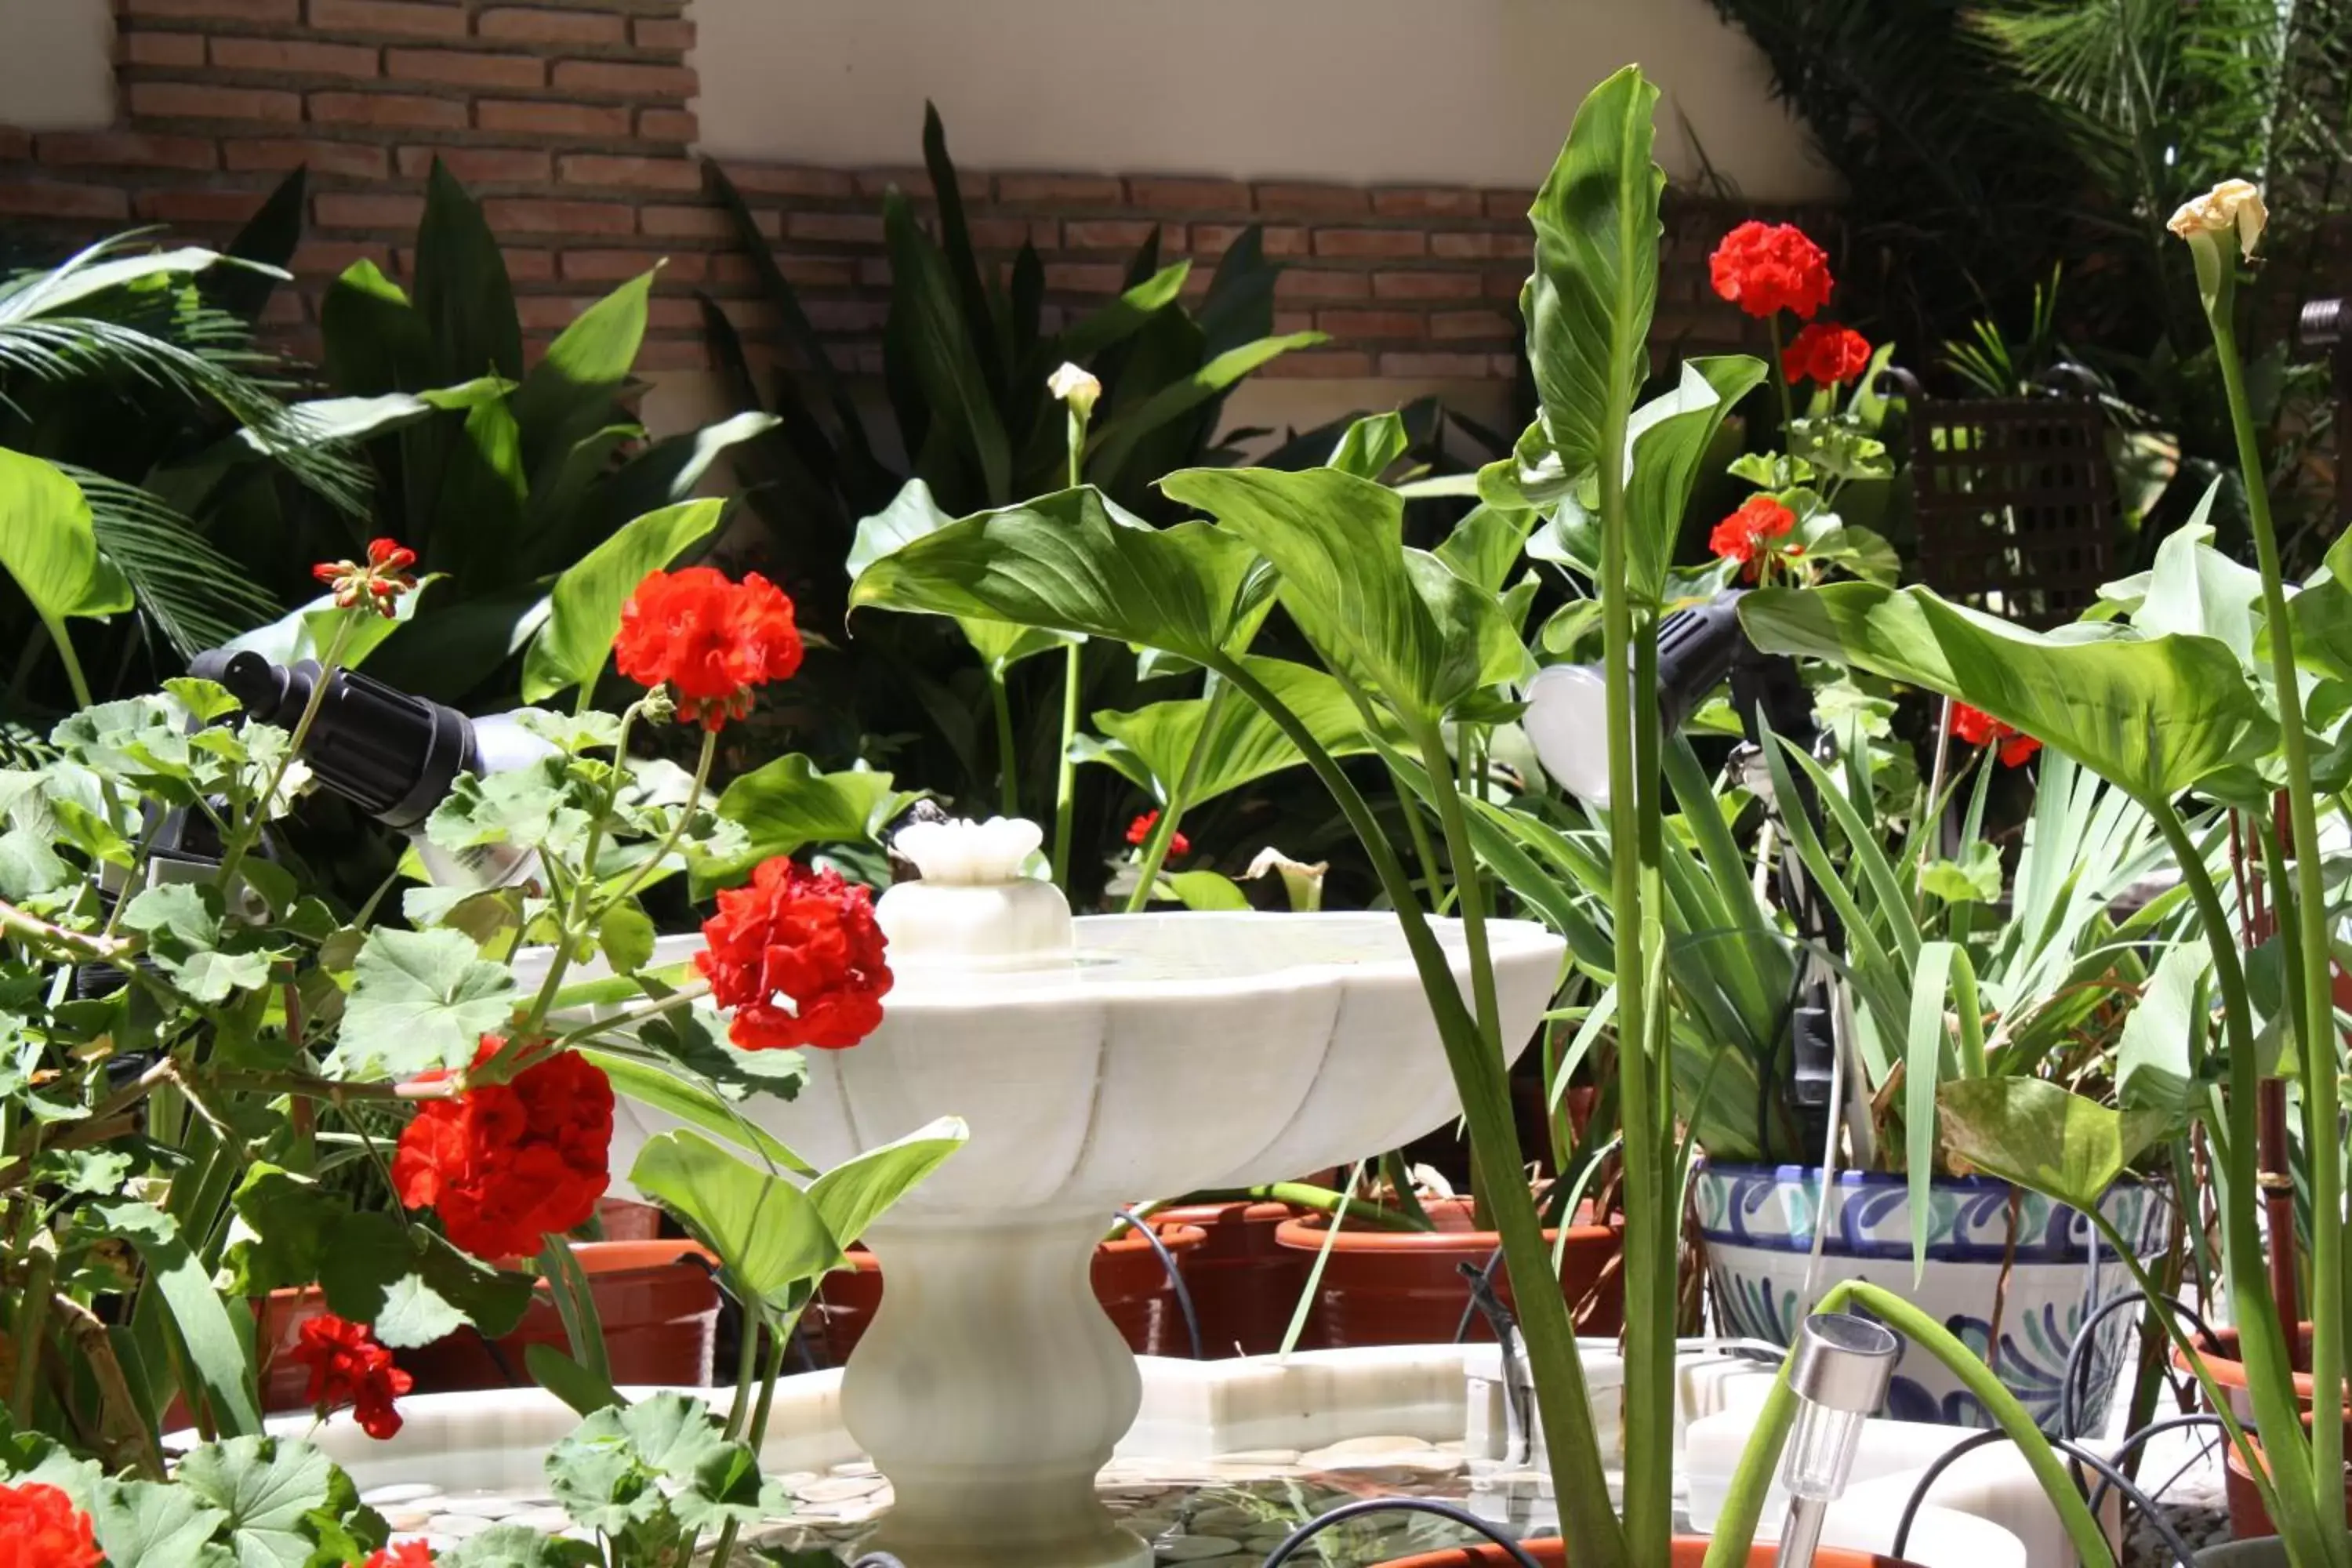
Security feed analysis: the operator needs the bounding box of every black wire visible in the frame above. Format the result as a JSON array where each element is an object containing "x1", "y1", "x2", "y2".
[
  {"x1": 1455, "y1": 1246, "x2": 1508, "y2": 1345},
  {"x1": 1888, "y1": 1430, "x2": 2203, "y2": 1568},
  {"x1": 2058, "y1": 1290, "x2": 2220, "y2": 1439},
  {"x1": 2084, "y1": 1413, "x2": 2230, "y2": 1521},
  {"x1": 1113, "y1": 1207, "x2": 1203, "y2": 1362},
  {"x1": 1257, "y1": 1497, "x2": 1547, "y2": 1568}
]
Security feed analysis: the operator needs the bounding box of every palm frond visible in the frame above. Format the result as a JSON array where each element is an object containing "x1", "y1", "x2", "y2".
[{"x1": 58, "y1": 464, "x2": 282, "y2": 659}]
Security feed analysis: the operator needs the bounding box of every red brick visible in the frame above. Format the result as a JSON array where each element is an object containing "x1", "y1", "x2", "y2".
[
  {"x1": 224, "y1": 136, "x2": 390, "y2": 178},
  {"x1": 1043, "y1": 262, "x2": 1127, "y2": 292},
  {"x1": 1431, "y1": 309, "x2": 1515, "y2": 340},
  {"x1": 212, "y1": 37, "x2": 379, "y2": 77},
  {"x1": 121, "y1": 31, "x2": 206, "y2": 66},
  {"x1": 1065, "y1": 219, "x2": 1167, "y2": 252},
  {"x1": 1261, "y1": 350, "x2": 1374, "y2": 379},
  {"x1": 561, "y1": 154, "x2": 699, "y2": 191},
  {"x1": 1317, "y1": 309, "x2": 1425, "y2": 339},
  {"x1": 0, "y1": 129, "x2": 34, "y2": 160},
  {"x1": 0, "y1": 182, "x2": 131, "y2": 220},
  {"x1": 855, "y1": 256, "x2": 891, "y2": 289},
  {"x1": 1377, "y1": 350, "x2": 1492, "y2": 378},
  {"x1": 775, "y1": 254, "x2": 855, "y2": 289},
  {"x1": 1274, "y1": 269, "x2": 1370, "y2": 302},
  {"x1": 477, "y1": 6, "x2": 624, "y2": 45},
  {"x1": 710, "y1": 299, "x2": 780, "y2": 336},
  {"x1": 720, "y1": 163, "x2": 851, "y2": 199},
  {"x1": 1484, "y1": 269, "x2": 1524, "y2": 299},
  {"x1": 136, "y1": 187, "x2": 271, "y2": 223},
  {"x1": 1313, "y1": 228, "x2": 1426, "y2": 260},
  {"x1": 1371, "y1": 187, "x2": 1485, "y2": 220},
  {"x1": 1431, "y1": 230, "x2": 1532, "y2": 260},
  {"x1": 1125, "y1": 176, "x2": 1249, "y2": 212},
  {"x1": 484, "y1": 197, "x2": 636, "y2": 234},
  {"x1": 550, "y1": 60, "x2": 697, "y2": 98},
  {"x1": 704, "y1": 252, "x2": 760, "y2": 287},
  {"x1": 477, "y1": 99, "x2": 628, "y2": 137},
  {"x1": 290, "y1": 238, "x2": 391, "y2": 275},
  {"x1": 996, "y1": 172, "x2": 1121, "y2": 205},
  {"x1": 637, "y1": 107, "x2": 698, "y2": 143},
  {"x1": 803, "y1": 299, "x2": 888, "y2": 334},
  {"x1": 314, "y1": 191, "x2": 426, "y2": 228},
  {"x1": 856, "y1": 166, "x2": 931, "y2": 199},
  {"x1": 631, "y1": 337, "x2": 711, "y2": 372},
  {"x1": 125, "y1": 0, "x2": 296, "y2": 17},
  {"x1": 259, "y1": 291, "x2": 307, "y2": 326},
  {"x1": 129, "y1": 82, "x2": 301, "y2": 122},
  {"x1": 1273, "y1": 310, "x2": 1315, "y2": 335},
  {"x1": 1483, "y1": 188, "x2": 1540, "y2": 219},
  {"x1": 1256, "y1": 182, "x2": 1368, "y2": 216},
  {"x1": 1373, "y1": 270, "x2": 1483, "y2": 301},
  {"x1": 967, "y1": 216, "x2": 1058, "y2": 249},
  {"x1": 642, "y1": 202, "x2": 772, "y2": 238},
  {"x1": 786, "y1": 210, "x2": 881, "y2": 245},
  {"x1": 1191, "y1": 223, "x2": 1308, "y2": 258},
  {"x1": 307, "y1": 0, "x2": 466, "y2": 37},
  {"x1": 645, "y1": 296, "x2": 705, "y2": 330},
  {"x1": 633, "y1": 17, "x2": 695, "y2": 50},
  {"x1": 396, "y1": 144, "x2": 550, "y2": 183},
  {"x1": 502, "y1": 248, "x2": 554, "y2": 281},
  {"x1": 562, "y1": 248, "x2": 694, "y2": 281},
  {"x1": 38, "y1": 131, "x2": 216, "y2": 170},
  {"x1": 387, "y1": 48, "x2": 543, "y2": 89},
  {"x1": 308, "y1": 91, "x2": 467, "y2": 129}
]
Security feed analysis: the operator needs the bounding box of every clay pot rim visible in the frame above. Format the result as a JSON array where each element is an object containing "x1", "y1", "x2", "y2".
[
  {"x1": 1273, "y1": 1196, "x2": 1618, "y2": 1254},
  {"x1": 1372, "y1": 1534, "x2": 1906, "y2": 1566},
  {"x1": 261, "y1": 1238, "x2": 716, "y2": 1305},
  {"x1": 1156, "y1": 1200, "x2": 1298, "y2": 1226},
  {"x1": 2178, "y1": 1323, "x2": 2326, "y2": 1403},
  {"x1": 838, "y1": 1223, "x2": 1208, "y2": 1272}
]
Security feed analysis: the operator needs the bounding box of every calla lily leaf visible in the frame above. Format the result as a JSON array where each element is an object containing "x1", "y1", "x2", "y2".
[
  {"x1": 847, "y1": 478, "x2": 1077, "y2": 673},
  {"x1": 1936, "y1": 1077, "x2": 2172, "y2": 1215},
  {"x1": 1085, "y1": 657, "x2": 1379, "y2": 807},
  {"x1": 1624, "y1": 356, "x2": 1766, "y2": 602},
  {"x1": 1737, "y1": 583, "x2": 2274, "y2": 803}
]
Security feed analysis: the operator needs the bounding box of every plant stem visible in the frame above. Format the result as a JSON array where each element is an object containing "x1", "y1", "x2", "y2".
[
  {"x1": 502, "y1": 707, "x2": 641, "y2": 1066},
  {"x1": 610, "y1": 727, "x2": 719, "y2": 904},
  {"x1": 36, "y1": 611, "x2": 91, "y2": 709},
  {"x1": 1767, "y1": 314, "x2": 1795, "y2": 435},
  {"x1": 2209, "y1": 281, "x2": 2345, "y2": 1506},
  {"x1": 1123, "y1": 677, "x2": 1229, "y2": 913},
  {"x1": 987, "y1": 670, "x2": 1019, "y2": 819},
  {"x1": 1050, "y1": 641, "x2": 1082, "y2": 891},
  {"x1": 539, "y1": 1236, "x2": 609, "y2": 1387}
]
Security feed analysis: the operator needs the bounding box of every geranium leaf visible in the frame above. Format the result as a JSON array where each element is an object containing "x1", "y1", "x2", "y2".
[
  {"x1": 89, "y1": 1478, "x2": 233, "y2": 1568},
  {"x1": 442, "y1": 1522, "x2": 601, "y2": 1566},
  {"x1": 173, "y1": 1436, "x2": 336, "y2": 1568},
  {"x1": 331, "y1": 927, "x2": 517, "y2": 1080}
]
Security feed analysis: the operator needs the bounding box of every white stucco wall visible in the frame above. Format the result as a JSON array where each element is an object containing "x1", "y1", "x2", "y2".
[
  {"x1": 0, "y1": 0, "x2": 113, "y2": 131},
  {"x1": 688, "y1": 0, "x2": 1832, "y2": 202}
]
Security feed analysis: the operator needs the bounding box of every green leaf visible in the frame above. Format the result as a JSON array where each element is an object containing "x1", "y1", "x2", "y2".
[
  {"x1": 220, "y1": 1165, "x2": 343, "y2": 1297},
  {"x1": 1904, "y1": 941, "x2": 1958, "y2": 1281},
  {"x1": 221, "y1": 574, "x2": 441, "y2": 673},
  {"x1": 850, "y1": 485, "x2": 1265, "y2": 668},
  {"x1": 331, "y1": 927, "x2": 517, "y2": 1079},
  {"x1": 0, "y1": 446, "x2": 132, "y2": 623},
  {"x1": 1918, "y1": 841, "x2": 2003, "y2": 905},
  {"x1": 90, "y1": 1477, "x2": 233, "y2": 1568},
  {"x1": 1058, "y1": 261, "x2": 1191, "y2": 360},
  {"x1": 580, "y1": 1047, "x2": 815, "y2": 1175},
  {"x1": 694, "y1": 755, "x2": 915, "y2": 895},
  {"x1": 1159, "y1": 466, "x2": 1520, "y2": 724},
  {"x1": 597, "y1": 903, "x2": 656, "y2": 977},
  {"x1": 1523, "y1": 66, "x2": 1661, "y2": 488},
  {"x1": 1936, "y1": 1077, "x2": 2169, "y2": 1213},
  {"x1": 96, "y1": 1201, "x2": 261, "y2": 1437},
  {"x1": 1737, "y1": 583, "x2": 2277, "y2": 803},
  {"x1": 426, "y1": 755, "x2": 590, "y2": 861},
  {"x1": 2117, "y1": 943, "x2": 2209, "y2": 1116},
  {"x1": 1434, "y1": 504, "x2": 1538, "y2": 596},
  {"x1": 590, "y1": 409, "x2": 778, "y2": 539},
  {"x1": 1327, "y1": 412, "x2": 1410, "y2": 480},
  {"x1": 2136, "y1": 519, "x2": 2264, "y2": 666},
  {"x1": 315, "y1": 1215, "x2": 535, "y2": 1348},
  {"x1": 512, "y1": 270, "x2": 652, "y2": 473},
  {"x1": 255, "y1": 378, "x2": 510, "y2": 451},
  {"x1": 1623, "y1": 357, "x2": 1767, "y2": 601},
  {"x1": 173, "y1": 1436, "x2": 336, "y2": 1568},
  {"x1": 803, "y1": 1116, "x2": 967, "y2": 1254},
  {"x1": 521, "y1": 497, "x2": 725, "y2": 702},
  {"x1": 847, "y1": 479, "x2": 1075, "y2": 673},
  {"x1": 1165, "y1": 869, "x2": 1250, "y2": 909},
  {"x1": 413, "y1": 159, "x2": 523, "y2": 383},
  {"x1": 1089, "y1": 332, "x2": 1326, "y2": 485},
  {"x1": 1087, "y1": 658, "x2": 1376, "y2": 806},
  {"x1": 884, "y1": 191, "x2": 1010, "y2": 501},
  {"x1": 527, "y1": 1341, "x2": 629, "y2": 1419},
  {"x1": 629, "y1": 1130, "x2": 837, "y2": 1308},
  {"x1": 443, "y1": 1523, "x2": 601, "y2": 1567}
]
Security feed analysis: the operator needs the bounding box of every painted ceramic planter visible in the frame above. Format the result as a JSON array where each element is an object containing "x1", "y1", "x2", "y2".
[{"x1": 1690, "y1": 1163, "x2": 2168, "y2": 1433}]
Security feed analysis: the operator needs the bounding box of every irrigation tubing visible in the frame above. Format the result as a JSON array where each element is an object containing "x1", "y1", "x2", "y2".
[
  {"x1": 1887, "y1": 1429, "x2": 2201, "y2": 1568},
  {"x1": 1258, "y1": 1497, "x2": 1548, "y2": 1568},
  {"x1": 2059, "y1": 1290, "x2": 2220, "y2": 1439},
  {"x1": 1114, "y1": 1206, "x2": 1203, "y2": 1362}
]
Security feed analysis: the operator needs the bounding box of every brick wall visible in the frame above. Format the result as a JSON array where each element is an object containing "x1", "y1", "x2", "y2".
[{"x1": 0, "y1": 0, "x2": 1778, "y2": 383}]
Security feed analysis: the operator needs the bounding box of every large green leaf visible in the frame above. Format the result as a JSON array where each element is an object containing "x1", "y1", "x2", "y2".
[
  {"x1": 96, "y1": 1202, "x2": 261, "y2": 1438},
  {"x1": 1936, "y1": 1077, "x2": 2169, "y2": 1214},
  {"x1": 512, "y1": 270, "x2": 652, "y2": 480},
  {"x1": 0, "y1": 447, "x2": 131, "y2": 622},
  {"x1": 849, "y1": 485, "x2": 1265, "y2": 666},
  {"x1": 848, "y1": 478, "x2": 1073, "y2": 673},
  {"x1": 1624, "y1": 357, "x2": 1767, "y2": 601},
  {"x1": 1086, "y1": 657, "x2": 1376, "y2": 804},
  {"x1": 628, "y1": 1131, "x2": 835, "y2": 1309},
  {"x1": 412, "y1": 160, "x2": 522, "y2": 384},
  {"x1": 1737, "y1": 583, "x2": 2275, "y2": 801},
  {"x1": 521, "y1": 498, "x2": 725, "y2": 702},
  {"x1": 579, "y1": 1047, "x2": 815, "y2": 1175},
  {"x1": 330, "y1": 927, "x2": 517, "y2": 1079},
  {"x1": 2136, "y1": 519, "x2": 2264, "y2": 666},
  {"x1": 588, "y1": 410, "x2": 779, "y2": 541},
  {"x1": 803, "y1": 1116, "x2": 967, "y2": 1254},
  {"x1": 692, "y1": 755, "x2": 915, "y2": 894},
  {"x1": 1523, "y1": 67, "x2": 1662, "y2": 487},
  {"x1": 884, "y1": 191, "x2": 1010, "y2": 502},
  {"x1": 1160, "y1": 466, "x2": 1519, "y2": 724},
  {"x1": 2116, "y1": 943, "x2": 2209, "y2": 1116},
  {"x1": 1058, "y1": 262, "x2": 1192, "y2": 360},
  {"x1": 173, "y1": 1436, "x2": 336, "y2": 1568}
]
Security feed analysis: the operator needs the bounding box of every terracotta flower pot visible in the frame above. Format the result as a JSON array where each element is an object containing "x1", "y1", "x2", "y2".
[
  {"x1": 2178, "y1": 1323, "x2": 2346, "y2": 1425},
  {"x1": 808, "y1": 1223, "x2": 1209, "y2": 1365},
  {"x1": 594, "y1": 1196, "x2": 666, "y2": 1242},
  {"x1": 258, "y1": 1240, "x2": 720, "y2": 1410},
  {"x1": 1274, "y1": 1196, "x2": 1624, "y2": 1346},
  {"x1": 1374, "y1": 1534, "x2": 1907, "y2": 1566},
  {"x1": 2218, "y1": 1416, "x2": 2352, "y2": 1541},
  {"x1": 1155, "y1": 1200, "x2": 1313, "y2": 1357}
]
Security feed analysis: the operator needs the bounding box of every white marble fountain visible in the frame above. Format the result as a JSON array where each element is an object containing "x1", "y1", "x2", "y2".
[{"x1": 612, "y1": 817, "x2": 1567, "y2": 1568}]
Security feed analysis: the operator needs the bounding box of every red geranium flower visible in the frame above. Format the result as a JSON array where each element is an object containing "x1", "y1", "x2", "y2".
[
  {"x1": 312, "y1": 537, "x2": 420, "y2": 618},
  {"x1": 0, "y1": 1481, "x2": 100, "y2": 1568},
  {"x1": 1781, "y1": 321, "x2": 1873, "y2": 387},
  {"x1": 615, "y1": 566, "x2": 804, "y2": 731},
  {"x1": 1948, "y1": 702, "x2": 2042, "y2": 767},
  {"x1": 1127, "y1": 811, "x2": 1189, "y2": 858},
  {"x1": 288, "y1": 1313, "x2": 412, "y2": 1440},
  {"x1": 365, "y1": 1546, "x2": 437, "y2": 1568},
  {"x1": 1708, "y1": 495, "x2": 1798, "y2": 580},
  {"x1": 1708, "y1": 221, "x2": 1835, "y2": 321},
  {"x1": 697, "y1": 858, "x2": 892, "y2": 1051},
  {"x1": 391, "y1": 1040, "x2": 614, "y2": 1262}
]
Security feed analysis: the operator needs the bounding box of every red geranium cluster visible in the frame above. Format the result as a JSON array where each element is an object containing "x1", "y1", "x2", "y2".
[
  {"x1": 615, "y1": 566, "x2": 804, "y2": 731},
  {"x1": 365, "y1": 1545, "x2": 437, "y2": 1568},
  {"x1": 312, "y1": 537, "x2": 420, "y2": 618},
  {"x1": 392, "y1": 1040, "x2": 614, "y2": 1261},
  {"x1": 697, "y1": 858, "x2": 893, "y2": 1051},
  {"x1": 1949, "y1": 702, "x2": 2042, "y2": 768},
  {"x1": 1127, "y1": 811, "x2": 1188, "y2": 858},
  {"x1": 1708, "y1": 495, "x2": 1799, "y2": 580},
  {"x1": 1708, "y1": 221, "x2": 1834, "y2": 321},
  {"x1": 289, "y1": 1313, "x2": 412, "y2": 1439},
  {"x1": 1780, "y1": 321, "x2": 1872, "y2": 387},
  {"x1": 0, "y1": 1481, "x2": 100, "y2": 1568}
]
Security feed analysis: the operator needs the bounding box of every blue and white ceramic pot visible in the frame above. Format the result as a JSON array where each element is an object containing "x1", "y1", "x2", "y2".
[{"x1": 1690, "y1": 1162, "x2": 2169, "y2": 1434}]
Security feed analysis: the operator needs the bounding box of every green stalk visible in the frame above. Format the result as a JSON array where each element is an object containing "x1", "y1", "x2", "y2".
[
  {"x1": 1123, "y1": 677, "x2": 1229, "y2": 913},
  {"x1": 1050, "y1": 642, "x2": 1082, "y2": 891},
  {"x1": 2206, "y1": 265, "x2": 2345, "y2": 1506},
  {"x1": 1215, "y1": 659, "x2": 1623, "y2": 1568},
  {"x1": 35, "y1": 610, "x2": 91, "y2": 709},
  {"x1": 1418, "y1": 727, "x2": 1501, "y2": 1052},
  {"x1": 1767, "y1": 314, "x2": 1795, "y2": 435},
  {"x1": 539, "y1": 1236, "x2": 609, "y2": 1387},
  {"x1": 1621, "y1": 626, "x2": 1675, "y2": 1548},
  {"x1": 215, "y1": 613, "x2": 357, "y2": 887},
  {"x1": 988, "y1": 670, "x2": 1020, "y2": 819}
]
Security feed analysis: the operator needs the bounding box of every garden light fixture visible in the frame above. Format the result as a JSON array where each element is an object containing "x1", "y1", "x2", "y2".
[
  {"x1": 1775, "y1": 1312, "x2": 1901, "y2": 1568},
  {"x1": 1523, "y1": 593, "x2": 1749, "y2": 808}
]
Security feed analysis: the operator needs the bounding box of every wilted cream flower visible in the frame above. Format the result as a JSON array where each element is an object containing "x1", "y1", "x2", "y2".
[
  {"x1": 1245, "y1": 845, "x2": 1327, "y2": 913},
  {"x1": 1046, "y1": 361, "x2": 1102, "y2": 418},
  {"x1": 2167, "y1": 179, "x2": 2268, "y2": 258}
]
